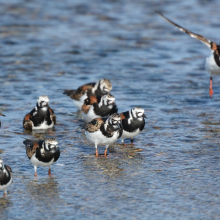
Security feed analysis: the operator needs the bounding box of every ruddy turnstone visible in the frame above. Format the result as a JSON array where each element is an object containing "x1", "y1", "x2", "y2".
[
  {"x1": 81, "y1": 94, "x2": 118, "y2": 122},
  {"x1": 63, "y1": 78, "x2": 112, "y2": 110},
  {"x1": 80, "y1": 113, "x2": 123, "y2": 157},
  {"x1": 120, "y1": 107, "x2": 147, "y2": 146},
  {"x1": 158, "y1": 12, "x2": 220, "y2": 98},
  {"x1": 0, "y1": 112, "x2": 6, "y2": 127},
  {"x1": 0, "y1": 159, "x2": 13, "y2": 197},
  {"x1": 23, "y1": 138, "x2": 60, "y2": 177},
  {"x1": 23, "y1": 95, "x2": 56, "y2": 131}
]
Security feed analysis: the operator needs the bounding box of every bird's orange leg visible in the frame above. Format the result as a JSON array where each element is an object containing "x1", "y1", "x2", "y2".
[
  {"x1": 122, "y1": 139, "x2": 126, "y2": 146},
  {"x1": 95, "y1": 148, "x2": 98, "y2": 157},
  {"x1": 104, "y1": 148, "x2": 108, "y2": 157},
  {"x1": 34, "y1": 166, "x2": 37, "y2": 177},
  {"x1": 48, "y1": 169, "x2": 52, "y2": 176},
  {"x1": 209, "y1": 76, "x2": 214, "y2": 98}
]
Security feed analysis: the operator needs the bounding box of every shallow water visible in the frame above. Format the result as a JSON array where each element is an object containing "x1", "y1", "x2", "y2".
[{"x1": 1, "y1": 0, "x2": 220, "y2": 219}]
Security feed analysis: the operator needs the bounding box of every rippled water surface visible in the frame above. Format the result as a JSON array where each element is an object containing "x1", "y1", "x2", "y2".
[{"x1": 1, "y1": 0, "x2": 220, "y2": 219}]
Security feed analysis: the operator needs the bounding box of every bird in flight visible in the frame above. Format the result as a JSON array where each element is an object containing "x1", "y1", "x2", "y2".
[{"x1": 157, "y1": 12, "x2": 220, "y2": 98}]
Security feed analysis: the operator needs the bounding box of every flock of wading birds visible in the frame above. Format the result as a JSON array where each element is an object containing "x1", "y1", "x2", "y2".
[{"x1": 1, "y1": 12, "x2": 220, "y2": 196}]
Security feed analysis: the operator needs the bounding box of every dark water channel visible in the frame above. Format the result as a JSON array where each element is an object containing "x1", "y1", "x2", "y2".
[{"x1": 1, "y1": 0, "x2": 220, "y2": 219}]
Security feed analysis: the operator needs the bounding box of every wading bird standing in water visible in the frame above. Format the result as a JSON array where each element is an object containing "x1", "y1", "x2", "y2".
[
  {"x1": 23, "y1": 139, "x2": 60, "y2": 177},
  {"x1": 80, "y1": 113, "x2": 123, "y2": 157}
]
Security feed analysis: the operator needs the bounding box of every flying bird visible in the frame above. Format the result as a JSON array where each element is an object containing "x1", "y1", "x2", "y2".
[{"x1": 157, "y1": 12, "x2": 220, "y2": 98}]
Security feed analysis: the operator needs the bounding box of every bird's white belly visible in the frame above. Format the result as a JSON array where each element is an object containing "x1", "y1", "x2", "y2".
[
  {"x1": 73, "y1": 93, "x2": 88, "y2": 110},
  {"x1": 205, "y1": 53, "x2": 220, "y2": 75},
  {"x1": 30, "y1": 153, "x2": 55, "y2": 167},
  {"x1": 121, "y1": 128, "x2": 141, "y2": 139},
  {"x1": 83, "y1": 107, "x2": 99, "y2": 122},
  {"x1": 0, "y1": 176, "x2": 13, "y2": 191},
  {"x1": 32, "y1": 121, "x2": 54, "y2": 130},
  {"x1": 85, "y1": 130, "x2": 119, "y2": 146}
]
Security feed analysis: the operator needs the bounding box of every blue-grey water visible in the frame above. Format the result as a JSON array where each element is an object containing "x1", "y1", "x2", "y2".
[{"x1": 1, "y1": 0, "x2": 220, "y2": 219}]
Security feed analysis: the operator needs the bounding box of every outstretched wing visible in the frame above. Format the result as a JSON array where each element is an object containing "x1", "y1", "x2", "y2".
[
  {"x1": 23, "y1": 139, "x2": 40, "y2": 159},
  {"x1": 157, "y1": 12, "x2": 218, "y2": 50},
  {"x1": 80, "y1": 118, "x2": 105, "y2": 132}
]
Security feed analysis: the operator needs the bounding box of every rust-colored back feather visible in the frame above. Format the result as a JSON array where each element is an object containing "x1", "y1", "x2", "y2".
[
  {"x1": 49, "y1": 108, "x2": 56, "y2": 124},
  {"x1": 81, "y1": 103, "x2": 91, "y2": 114},
  {"x1": 81, "y1": 118, "x2": 104, "y2": 132},
  {"x1": 64, "y1": 83, "x2": 95, "y2": 100},
  {"x1": 23, "y1": 113, "x2": 33, "y2": 130},
  {"x1": 89, "y1": 95, "x2": 98, "y2": 104},
  {"x1": 25, "y1": 141, "x2": 40, "y2": 159},
  {"x1": 120, "y1": 113, "x2": 126, "y2": 120}
]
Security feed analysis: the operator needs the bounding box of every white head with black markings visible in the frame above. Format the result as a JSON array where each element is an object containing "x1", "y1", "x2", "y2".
[
  {"x1": 106, "y1": 113, "x2": 122, "y2": 130},
  {"x1": 131, "y1": 107, "x2": 147, "y2": 121},
  {"x1": 37, "y1": 95, "x2": 49, "y2": 110},
  {"x1": 100, "y1": 94, "x2": 115, "y2": 108},
  {"x1": 0, "y1": 159, "x2": 6, "y2": 174},
  {"x1": 99, "y1": 79, "x2": 112, "y2": 94},
  {"x1": 0, "y1": 159, "x2": 4, "y2": 170},
  {"x1": 43, "y1": 138, "x2": 58, "y2": 153}
]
